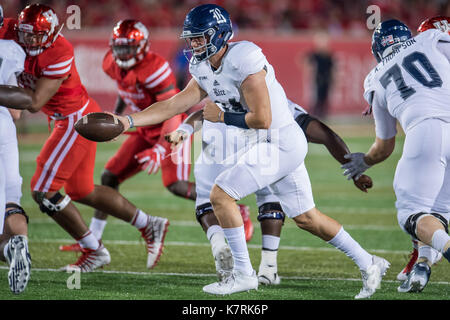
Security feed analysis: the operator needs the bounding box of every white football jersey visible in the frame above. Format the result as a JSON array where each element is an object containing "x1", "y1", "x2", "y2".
[
  {"x1": 364, "y1": 29, "x2": 450, "y2": 135},
  {"x1": 0, "y1": 39, "x2": 25, "y2": 118},
  {"x1": 190, "y1": 41, "x2": 295, "y2": 131}
]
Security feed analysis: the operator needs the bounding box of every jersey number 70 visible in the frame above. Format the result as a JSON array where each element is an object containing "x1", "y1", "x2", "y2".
[{"x1": 379, "y1": 51, "x2": 443, "y2": 100}]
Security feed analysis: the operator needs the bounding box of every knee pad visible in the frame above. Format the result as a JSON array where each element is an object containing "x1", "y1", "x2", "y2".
[
  {"x1": 101, "y1": 169, "x2": 120, "y2": 189},
  {"x1": 195, "y1": 202, "x2": 214, "y2": 224},
  {"x1": 257, "y1": 202, "x2": 285, "y2": 223},
  {"x1": 404, "y1": 212, "x2": 449, "y2": 239},
  {"x1": 36, "y1": 192, "x2": 71, "y2": 217},
  {"x1": 5, "y1": 203, "x2": 29, "y2": 224}
]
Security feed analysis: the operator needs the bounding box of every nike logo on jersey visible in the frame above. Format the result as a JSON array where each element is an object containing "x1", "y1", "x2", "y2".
[{"x1": 199, "y1": 76, "x2": 208, "y2": 80}]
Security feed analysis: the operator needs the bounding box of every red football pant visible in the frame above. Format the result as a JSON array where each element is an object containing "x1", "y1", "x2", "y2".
[
  {"x1": 31, "y1": 99, "x2": 101, "y2": 200},
  {"x1": 105, "y1": 115, "x2": 192, "y2": 187}
]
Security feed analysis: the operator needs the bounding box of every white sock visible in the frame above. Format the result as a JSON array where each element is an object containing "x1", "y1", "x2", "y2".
[
  {"x1": 3, "y1": 243, "x2": 9, "y2": 262},
  {"x1": 327, "y1": 227, "x2": 373, "y2": 271},
  {"x1": 261, "y1": 235, "x2": 280, "y2": 251},
  {"x1": 431, "y1": 229, "x2": 450, "y2": 253},
  {"x1": 418, "y1": 245, "x2": 441, "y2": 265},
  {"x1": 78, "y1": 231, "x2": 100, "y2": 250},
  {"x1": 131, "y1": 210, "x2": 149, "y2": 229},
  {"x1": 223, "y1": 225, "x2": 253, "y2": 276},
  {"x1": 206, "y1": 225, "x2": 227, "y2": 257},
  {"x1": 260, "y1": 249, "x2": 277, "y2": 269},
  {"x1": 89, "y1": 217, "x2": 107, "y2": 240}
]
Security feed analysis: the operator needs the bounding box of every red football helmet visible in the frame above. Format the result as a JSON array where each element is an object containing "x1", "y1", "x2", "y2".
[
  {"x1": 15, "y1": 4, "x2": 61, "y2": 56},
  {"x1": 417, "y1": 16, "x2": 450, "y2": 35},
  {"x1": 110, "y1": 20, "x2": 149, "y2": 69}
]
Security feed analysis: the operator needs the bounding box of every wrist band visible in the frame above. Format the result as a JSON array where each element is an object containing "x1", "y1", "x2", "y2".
[
  {"x1": 126, "y1": 115, "x2": 134, "y2": 128},
  {"x1": 223, "y1": 112, "x2": 249, "y2": 129},
  {"x1": 177, "y1": 123, "x2": 194, "y2": 136},
  {"x1": 218, "y1": 110, "x2": 223, "y2": 122}
]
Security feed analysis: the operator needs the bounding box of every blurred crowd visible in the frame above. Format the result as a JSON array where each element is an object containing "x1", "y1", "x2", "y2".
[{"x1": 3, "y1": 0, "x2": 450, "y2": 35}]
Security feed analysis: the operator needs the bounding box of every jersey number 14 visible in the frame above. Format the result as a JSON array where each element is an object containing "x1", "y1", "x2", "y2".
[{"x1": 379, "y1": 51, "x2": 443, "y2": 100}]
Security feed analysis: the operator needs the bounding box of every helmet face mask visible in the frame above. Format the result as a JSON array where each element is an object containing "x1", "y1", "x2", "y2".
[
  {"x1": 182, "y1": 28, "x2": 217, "y2": 64},
  {"x1": 180, "y1": 4, "x2": 233, "y2": 65},
  {"x1": 110, "y1": 20, "x2": 149, "y2": 69},
  {"x1": 15, "y1": 4, "x2": 61, "y2": 56}
]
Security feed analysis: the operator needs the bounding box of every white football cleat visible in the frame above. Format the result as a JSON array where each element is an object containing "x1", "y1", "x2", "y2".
[
  {"x1": 398, "y1": 262, "x2": 431, "y2": 293},
  {"x1": 6, "y1": 235, "x2": 32, "y2": 294},
  {"x1": 258, "y1": 264, "x2": 280, "y2": 285},
  {"x1": 60, "y1": 244, "x2": 111, "y2": 272},
  {"x1": 139, "y1": 215, "x2": 169, "y2": 269},
  {"x1": 203, "y1": 270, "x2": 258, "y2": 295},
  {"x1": 214, "y1": 245, "x2": 233, "y2": 282},
  {"x1": 355, "y1": 255, "x2": 390, "y2": 299}
]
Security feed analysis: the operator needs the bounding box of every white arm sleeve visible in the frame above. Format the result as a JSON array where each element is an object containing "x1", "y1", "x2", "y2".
[
  {"x1": 6, "y1": 72, "x2": 18, "y2": 86},
  {"x1": 373, "y1": 93, "x2": 397, "y2": 139},
  {"x1": 437, "y1": 41, "x2": 450, "y2": 63}
]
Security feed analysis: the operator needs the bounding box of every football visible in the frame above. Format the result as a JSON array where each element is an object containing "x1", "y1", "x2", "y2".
[{"x1": 74, "y1": 112, "x2": 124, "y2": 142}]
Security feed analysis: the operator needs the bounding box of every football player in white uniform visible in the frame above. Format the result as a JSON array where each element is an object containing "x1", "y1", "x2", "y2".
[
  {"x1": 0, "y1": 6, "x2": 32, "y2": 294},
  {"x1": 166, "y1": 98, "x2": 373, "y2": 285},
  {"x1": 112, "y1": 4, "x2": 389, "y2": 298},
  {"x1": 394, "y1": 16, "x2": 450, "y2": 286},
  {"x1": 342, "y1": 19, "x2": 450, "y2": 293}
]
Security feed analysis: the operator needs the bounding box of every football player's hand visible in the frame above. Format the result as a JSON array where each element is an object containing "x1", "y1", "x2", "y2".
[
  {"x1": 203, "y1": 101, "x2": 224, "y2": 123},
  {"x1": 105, "y1": 112, "x2": 130, "y2": 132},
  {"x1": 341, "y1": 153, "x2": 371, "y2": 180},
  {"x1": 134, "y1": 144, "x2": 166, "y2": 175},
  {"x1": 165, "y1": 130, "x2": 188, "y2": 147},
  {"x1": 353, "y1": 174, "x2": 373, "y2": 193},
  {"x1": 165, "y1": 123, "x2": 193, "y2": 147}
]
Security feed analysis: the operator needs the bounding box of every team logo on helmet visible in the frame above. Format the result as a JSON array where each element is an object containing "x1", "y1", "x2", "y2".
[
  {"x1": 180, "y1": 4, "x2": 233, "y2": 65},
  {"x1": 15, "y1": 4, "x2": 62, "y2": 56}
]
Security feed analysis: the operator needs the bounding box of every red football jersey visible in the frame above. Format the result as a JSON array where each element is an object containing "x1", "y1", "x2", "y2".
[
  {"x1": 102, "y1": 50, "x2": 179, "y2": 140},
  {"x1": 18, "y1": 34, "x2": 90, "y2": 118},
  {"x1": 0, "y1": 18, "x2": 17, "y2": 40}
]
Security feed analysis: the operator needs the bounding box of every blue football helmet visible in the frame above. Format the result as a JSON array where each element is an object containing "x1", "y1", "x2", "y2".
[
  {"x1": 371, "y1": 19, "x2": 412, "y2": 62},
  {"x1": 180, "y1": 4, "x2": 233, "y2": 64}
]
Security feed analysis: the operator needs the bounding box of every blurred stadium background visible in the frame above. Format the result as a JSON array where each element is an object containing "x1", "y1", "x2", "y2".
[
  {"x1": 1, "y1": 0, "x2": 450, "y2": 301},
  {"x1": 4, "y1": 0, "x2": 450, "y2": 123}
]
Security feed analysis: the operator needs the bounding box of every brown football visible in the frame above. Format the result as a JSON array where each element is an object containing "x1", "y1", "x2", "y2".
[{"x1": 74, "y1": 112, "x2": 124, "y2": 142}]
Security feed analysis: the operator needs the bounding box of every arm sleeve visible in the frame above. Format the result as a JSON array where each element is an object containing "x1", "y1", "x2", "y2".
[
  {"x1": 372, "y1": 93, "x2": 397, "y2": 139},
  {"x1": 437, "y1": 41, "x2": 450, "y2": 63},
  {"x1": 235, "y1": 44, "x2": 266, "y2": 86},
  {"x1": 41, "y1": 55, "x2": 74, "y2": 79}
]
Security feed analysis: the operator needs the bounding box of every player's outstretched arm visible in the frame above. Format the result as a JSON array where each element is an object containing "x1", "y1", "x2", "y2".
[
  {"x1": 364, "y1": 136, "x2": 396, "y2": 166},
  {"x1": 0, "y1": 85, "x2": 32, "y2": 110},
  {"x1": 0, "y1": 77, "x2": 66, "y2": 113},
  {"x1": 304, "y1": 118, "x2": 350, "y2": 163},
  {"x1": 305, "y1": 118, "x2": 373, "y2": 192},
  {"x1": 118, "y1": 78, "x2": 207, "y2": 131}
]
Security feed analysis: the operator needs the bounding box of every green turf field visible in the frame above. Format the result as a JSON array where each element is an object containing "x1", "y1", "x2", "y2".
[{"x1": 2, "y1": 121, "x2": 449, "y2": 301}]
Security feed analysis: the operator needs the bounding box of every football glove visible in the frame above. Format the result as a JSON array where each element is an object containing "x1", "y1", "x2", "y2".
[
  {"x1": 341, "y1": 153, "x2": 371, "y2": 180},
  {"x1": 135, "y1": 144, "x2": 166, "y2": 175}
]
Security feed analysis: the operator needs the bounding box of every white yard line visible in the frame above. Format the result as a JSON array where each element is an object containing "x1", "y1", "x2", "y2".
[
  {"x1": 35, "y1": 238, "x2": 410, "y2": 255},
  {"x1": 0, "y1": 266, "x2": 448, "y2": 286}
]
